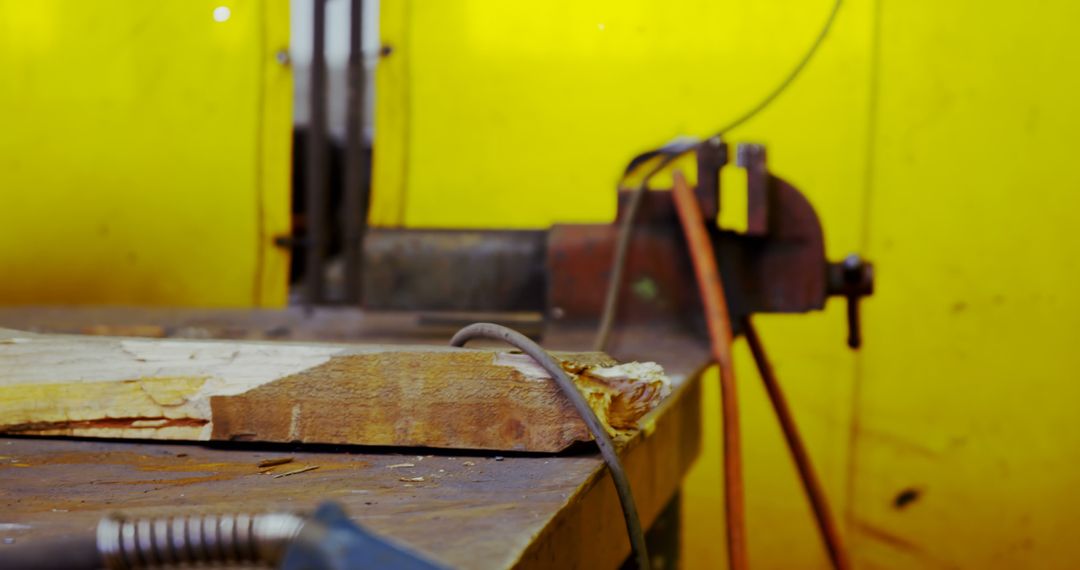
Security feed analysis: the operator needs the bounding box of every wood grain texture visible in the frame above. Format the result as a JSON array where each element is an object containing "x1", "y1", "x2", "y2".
[{"x1": 0, "y1": 329, "x2": 670, "y2": 452}]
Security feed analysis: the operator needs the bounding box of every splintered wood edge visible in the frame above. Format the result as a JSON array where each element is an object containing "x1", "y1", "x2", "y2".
[{"x1": 0, "y1": 331, "x2": 674, "y2": 451}]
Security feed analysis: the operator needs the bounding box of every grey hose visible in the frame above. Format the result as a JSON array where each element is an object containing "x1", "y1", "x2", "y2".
[
  {"x1": 449, "y1": 323, "x2": 651, "y2": 570},
  {"x1": 593, "y1": 153, "x2": 683, "y2": 352}
]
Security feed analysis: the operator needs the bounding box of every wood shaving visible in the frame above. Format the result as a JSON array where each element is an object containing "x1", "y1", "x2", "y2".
[
  {"x1": 257, "y1": 457, "x2": 294, "y2": 468},
  {"x1": 387, "y1": 463, "x2": 415, "y2": 469},
  {"x1": 462, "y1": 461, "x2": 475, "y2": 466},
  {"x1": 399, "y1": 476, "x2": 425, "y2": 482},
  {"x1": 272, "y1": 465, "x2": 319, "y2": 479}
]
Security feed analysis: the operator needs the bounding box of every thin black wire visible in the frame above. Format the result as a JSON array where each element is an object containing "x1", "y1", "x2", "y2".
[
  {"x1": 593, "y1": 0, "x2": 844, "y2": 351},
  {"x1": 592, "y1": 153, "x2": 683, "y2": 351},
  {"x1": 449, "y1": 323, "x2": 652, "y2": 570},
  {"x1": 710, "y1": 0, "x2": 844, "y2": 138}
]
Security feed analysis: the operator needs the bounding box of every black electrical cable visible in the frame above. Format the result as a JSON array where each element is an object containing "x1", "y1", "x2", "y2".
[
  {"x1": 593, "y1": 0, "x2": 844, "y2": 352},
  {"x1": 449, "y1": 323, "x2": 651, "y2": 570}
]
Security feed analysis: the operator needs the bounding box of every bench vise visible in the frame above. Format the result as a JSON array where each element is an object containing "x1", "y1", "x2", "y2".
[{"x1": 362, "y1": 140, "x2": 873, "y2": 348}]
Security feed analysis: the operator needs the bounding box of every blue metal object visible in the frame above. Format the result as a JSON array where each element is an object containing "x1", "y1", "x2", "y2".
[{"x1": 281, "y1": 503, "x2": 449, "y2": 570}]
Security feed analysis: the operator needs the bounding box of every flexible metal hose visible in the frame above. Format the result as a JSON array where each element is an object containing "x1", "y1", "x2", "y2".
[
  {"x1": 1, "y1": 512, "x2": 305, "y2": 570},
  {"x1": 97, "y1": 512, "x2": 305, "y2": 569}
]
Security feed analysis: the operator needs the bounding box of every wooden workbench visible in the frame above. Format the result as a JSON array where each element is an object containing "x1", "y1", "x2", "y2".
[{"x1": 0, "y1": 308, "x2": 706, "y2": 569}]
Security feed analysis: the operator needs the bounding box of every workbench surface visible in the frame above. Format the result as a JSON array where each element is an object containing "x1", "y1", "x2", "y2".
[{"x1": 0, "y1": 308, "x2": 706, "y2": 569}]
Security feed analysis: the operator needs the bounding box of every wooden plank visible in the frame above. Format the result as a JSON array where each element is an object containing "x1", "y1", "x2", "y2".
[{"x1": 0, "y1": 330, "x2": 671, "y2": 453}]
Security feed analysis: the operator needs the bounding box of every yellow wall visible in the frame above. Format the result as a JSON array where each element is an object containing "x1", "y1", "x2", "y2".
[
  {"x1": 0, "y1": 0, "x2": 291, "y2": 307},
  {"x1": 852, "y1": 1, "x2": 1080, "y2": 567},
  {"x1": 376, "y1": 0, "x2": 1080, "y2": 568}
]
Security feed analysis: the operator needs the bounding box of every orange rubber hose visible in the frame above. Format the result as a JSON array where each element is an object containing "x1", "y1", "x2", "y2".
[{"x1": 671, "y1": 170, "x2": 748, "y2": 570}]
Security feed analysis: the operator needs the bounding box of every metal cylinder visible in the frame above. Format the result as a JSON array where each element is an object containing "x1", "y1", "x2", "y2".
[{"x1": 96, "y1": 512, "x2": 305, "y2": 569}]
